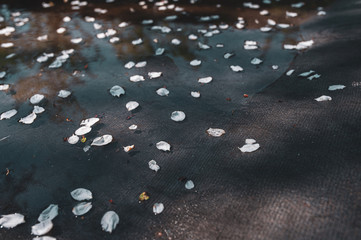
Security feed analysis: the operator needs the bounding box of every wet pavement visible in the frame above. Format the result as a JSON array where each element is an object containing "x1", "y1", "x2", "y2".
[{"x1": 1, "y1": 0, "x2": 361, "y2": 239}]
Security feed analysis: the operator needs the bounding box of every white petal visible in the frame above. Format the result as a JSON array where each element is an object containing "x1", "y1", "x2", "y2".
[
  {"x1": 171, "y1": 38, "x2": 181, "y2": 45},
  {"x1": 315, "y1": 95, "x2": 332, "y2": 102},
  {"x1": 31, "y1": 220, "x2": 53, "y2": 236},
  {"x1": 68, "y1": 134, "x2": 79, "y2": 144},
  {"x1": 156, "y1": 88, "x2": 169, "y2": 96},
  {"x1": 153, "y1": 203, "x2": 164, "y2": 215},
  {"x1": 123, "y1": 145, "x2": 134, "y2": 152},
  {"x1": 206, "y1": 128, "x2": 225, "y2": 137},
  {"x1": 224, "y1": 53, "x2": 234, "y2": 59},
  {"x1": 286, "y1": 69, "x2": 295, "y2": 76},
  {"x1": 19, "y1": 113, "x2": 37, "y2": 124},
  {"x1": 124, "y1": 61, "x2": 135, "y2": 69},
  {"x1": 33, "y1": 106, "x2": 45, "y2": 114},
  {"x1": 328, "y1": 85, "x2": 346, "y2": 91},
  {"x1": 0, "y1": 213, "x2": 25, "y2": 229},
  {"x1": 75, "y1": 126, "x2": 92, "y2": 136},
  {"x1": 0, "y1": 71, "x2": 6, "y2": 78},
  {"x1": 129, "y1": 124, "x2": 138, "y2": 130},
  {"x1": 185, "y1": 180, "x2": 194, "y2": 190},
  {"x1": 230, "y1": 65, "x2": 243, "y2": 72},
  {"x1": 56, "y1": 27, "x2": 66, "y2": 34},
  {"x1": 1, "y1": 42, "x2": 14, "y2": 48},
  {"x1": 101, "y1": 211, "x2": 119, "y2": 233},
  {"x1": 245, "y1": 139, "x2": 257, "y2": 144},
  {"x1": 148, "y1": 72, "x2": 162, "y2": 79},
  {"x1": 155, "y1": 48, "x2": 165, "y2": 55},
  {"x1": 71, "y1": 188, "x2": 93, "y2": 201},
  {"x1": 72, "y1": 202, "x2": 92, "y2": 216},
  {"x1": 188, "y1": 34, "x2": 198, "y2": 40},
  {"x1": 58, "y1": 90, "x2": 71, "y2": 98},
  {"x1": 198, "y1": 42, "x2": 211, "y2": 49},
  {"x1": 148, "y1": 160, "x2": 160, "y2": 172},
  {"x1": 298, "y1": 70, "x2": 315, "y2": 77},
  {"x1": 91, "y1": 135, "x2": 113, "y2": 146},
  {"x1": 191, "y1": 91, "x2": 200, "y2": 98},
  {"x1": 0, "y1": 109, "x2": 17, "y2": 120},
  {"x1": 190, "y1": 59, "x2": 201, "y2": 66},
  {"x1": 132, "y1": 38, "x2": 143, "y2": 45},
  {"x1": 38, "y1": 204, "x2": 58, "y2": 222},
  {"x1": 156, "y1": 141, "x2": 171, "y2": 151},
  {"x1": 126, "y1": 101, "x2": 139, "y2": 111},
  {"x1": 135, "y1": 61, "x2": 147, "y2": 68},
  {"x1": 80, "y1": 118, "x2": 99, "y2": 127},
  {"x1": 239, "y1": 143, "x2": 260, "y2": 153},
  {"x1": 198, "y1": 76, "x2": 212, "y2": 84},
  {"x1": 251, "y1": 58, "x2": 262, "y2": 65},
  {"x1": 171, "y1": 111, "x2": 186, "y2": 122},
  {"x1": 130, "y1": 75, "x2": 145, "y2": 82},
  {"x1": 109, "y1": 85, "x2": 125, "y2": 97},
  {"x1": 70, "y1": 38, "x2": 82, "y2": 44},
  {"x1": 63, "y1": 16, "x2": 71, "y2": 22},
  {"x1": 30, "y1": 94, "x2": 45, "y2": 104}
]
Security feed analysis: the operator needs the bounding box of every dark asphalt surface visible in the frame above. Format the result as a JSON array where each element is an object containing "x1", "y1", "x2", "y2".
[{"x1": 0, "y1": 0, "x2": 361, "y2": 239}]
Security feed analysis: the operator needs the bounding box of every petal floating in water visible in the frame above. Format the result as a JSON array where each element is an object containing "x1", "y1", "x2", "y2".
[
  {"x1": 315, "y1": 95, "x2": 332, "y2": 102},
  {"x1": 31, "y1": 220, "x2": 53, "y2": 236},
  {"x1": 32, "y1": 236, "x2": 56, "y2": 240},
  {"x1": 0, "y1": 213, "x2": 25, "y2": 229},
  {"x1": 126, "y1": 101, "x2": 139, "y2": 111},
  {"x1": 68, "y1": 134, "x2": 79, "y2": 144},
  {"x1": 109, "y1": 85, "x2": 125, "y2": 97},
  {"x1": 198, "y1": 76, "x2": 212, "y2": 84},
  {"x1": 185, "y1": 180, "x2": 194, "y2": 190},
  {"x1": 30, "y1": 94, "x2": 45, "y2": 104},
  {"x1": 156, "y1": 88, "x2": 169, "y2": 96},
  {"x1": 171, "y1": 111, "x2": 186, "y2": 122},
  {"x1": 0, "y1": 109, "x2": 17, "y2": 120},
  {"x1": 328, "y1": 85, "x2": 345, "y2": 91},
  {"x1": 19, "y1": 113, "x2": 37, "y2": 124},
  {"x1": 148, "y1": 160, "x2": 160, "y2": 172},
  {"x1": 153, "y1": 203, "x2": 164, "y2": 215},
  {"x1": 130, "y1": 75, "x2": 145, "y2": 82},
  {"x1": 80, "y1": 118, "x2": 99, "y2": 127},
  {"x1": 91, "y1": 135, "x2": 113, "y2": 146},
  {"x1": 38, "y1": 204, "x2": 58, "y2": 222},
  {"x1": 190, "y1": 59, "x2": 201, "y2": 66},
  {"x1": 33, "y1": 106, "x2": 45, "y2": 114},
  {"x1": 206, "y1": 128, "x2": 225, "y2": 137},
  {"x1": 230, "y1": 65, "x2": 243, "y2": 72},
  {"x1": 238, "y1": 139, "x2": 260, "y2": 153},
  {"x1": 148, "y1": 72, "x2": 162, "y2": 79},
  {"x1": 251, "y1": 58, "x2": 263, "y2": 65},
  {"x1": 72, "y1": 202, "x2": 92, "y2": 216},
  {"x1": 156, "y1": 141, "x2": 171, "y2": 151},
  {"x1": 70, "y1": 188, "x2": 93, "y2": 201},
  {"x1": 58, "y1": 90, "x2": 71, "y2": 98},
  {"x1": 191, "y1": 91, "x2": 200, "y2": 98},
  {"x1": 123, "y1": 145, "x2": 135, "y2": 152},
  {"x1": 101, "y1": 211, "x2": 119, "y2": 233},
  {"x1": 75, "y1": 126, "x2": 92, "y2": 136}
]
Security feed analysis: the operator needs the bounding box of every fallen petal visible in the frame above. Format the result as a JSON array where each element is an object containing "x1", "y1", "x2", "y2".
[
  {"x1": 70, "y1": 188, "x2": 93, "y2": 201},
  {"x1": 101, "y1": 211, "x2": 119, "y2": 233},
  {"x1": 58, "y1": 90, "x2": 71, "y2": 98},
  {"x1": 328, "y1": 85, "x2": 346, "y2": 91},
  {"x1": 0, "y1": 213, "x2": 25, "y2": 229},
  {"x1": 148, "y1": 160, "x2": 160, "y2": 172},
  {"x1": 171, "y1": 111, "x2": 186, "y2": 122},
  {"x1": 191, "y1": 91, "x2": 200, "y2": 98},
  {"x1": 31, "y1": 220, "x2": 53, "y2": 236},
  {"x1": 156, "y1": 141, "x2": 171, "y2": 151},
  {"x1": 91, "y1": 135, "x2": 113, "y2": 146},
  {"x1": 198, "y1": 77, "x2": 212, "y2": 84},
  {"x1": 110, "y1": 86, "x2": 125, "y2": 97},
  {"x1": 148, "y1": 72, "x2": 162, "y2": 79},
  {"x1": 30, "y1": 94, "x2": 45, "y2": 104},
  {"x1": 315, "y1": 95, "x2": 332, "y2": 102},
  {"x1": 206, "y1": 128, "x2": 225, "y2": 137},
  {"x1": 68, "y1": 134, "x2": 79, "y2": 144},
  {"x1": 153, "y1": 203, "x2": 164, "y2": 215},
  {"x1": 185, "y1": 180, "x2": 194, "y2": 190},
  {"x1": 80, "y1": 118, "x2": 99, "y2": 127},
  {"x1": 19, "y1": 113, "x2": 37, "y2": 124},
  {"x1": 38, "y1": 204, "x2": 58, "y2": 222},
  {"x1": 130, "y1": 75, "x2": 145, "y2": 82},
  {"x1": 1, "y1": 109, "x2": 17, "y2": 120},
  {"x1": 156, "y1": 88, "x2": 169, "y2": 96},
  {"x1": 33, "y1": 106, "x2": 45, "y2": 114},
  {"x1": 75, "y1": 126, "x2": 92, "y2": 136},
  {"x1": 72, "y1": 202, "x2": 92, "y2": 216},
  {"x1": 126, "y1": 101, "x2": 139, "y2": 111}
]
